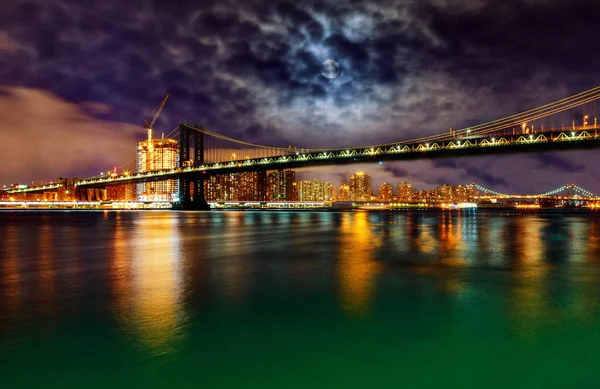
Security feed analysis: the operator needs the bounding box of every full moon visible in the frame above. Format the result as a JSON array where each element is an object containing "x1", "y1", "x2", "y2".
[{"x1": 321, "y1": 59, "x2": 341, "y2": 79}]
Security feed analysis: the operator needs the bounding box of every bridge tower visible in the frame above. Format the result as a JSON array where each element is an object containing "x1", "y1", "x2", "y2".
[{"x1": 177, "y1": 123, "x2": 210, "y2": 210}]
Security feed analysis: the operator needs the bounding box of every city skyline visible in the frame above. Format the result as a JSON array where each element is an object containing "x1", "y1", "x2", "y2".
[{"x1": 1, "y1": 0, "x2": 600, "y2": 194}]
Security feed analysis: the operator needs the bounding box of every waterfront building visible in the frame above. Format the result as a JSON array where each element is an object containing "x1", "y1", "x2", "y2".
[
  {"x1": 329, "y1": 184, "x2": 337, "y2": 202},
  {"x1": 136, "y1": 136, "x2": 179, "y2": 201},
  {"x1": 298, "y1": 180, "x2": 334, "y2": 201},
  {"x1": 338, "y1": 182, "x2": 350, "y2": 201},
  {"x1": 379, "y1": 182, "x2": 394, "y2": 202},
  {"x1": 397, "y1": 182, "x2": 413, "y2": 202},
  {"x1": 237, "y1": 171, "x2": 268, "y2": 201},
  {"x1": 349, "y1": 171, "x2": 371, "y2": 201},
  {"x1": 205, "y1": 174, "x2": 238, "y2": 201},
  {"x1": 268, "y1": 170, "x2": 297, "y2": 201},
  {"x1": 435, "y1": 183, "x2": 476, "y2": 203}
]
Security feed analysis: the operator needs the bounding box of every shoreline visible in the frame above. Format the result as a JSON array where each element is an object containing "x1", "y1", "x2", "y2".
[{"x1": 0, "y1": 205, "x2": 598, "y2": 213}]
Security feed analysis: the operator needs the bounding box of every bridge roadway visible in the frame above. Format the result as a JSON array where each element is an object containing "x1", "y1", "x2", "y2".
[
  {"x1": 475, "y1": 196, "x2": 600, "y2": 201},
  {"x1": 7, "y1": 127, "x2": 600, "y2": 195}
]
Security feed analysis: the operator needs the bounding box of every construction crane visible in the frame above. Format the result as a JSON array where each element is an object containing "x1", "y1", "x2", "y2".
[
  {"x1": 144, "y1": 94, "x2": 169, "y2": 171},
  {"x1": 144, "y1": 94, "x2": 170, "y2": 142}
]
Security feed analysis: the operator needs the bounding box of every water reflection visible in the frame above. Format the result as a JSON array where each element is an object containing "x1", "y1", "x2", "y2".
[
  {"x1": 337, "y1": 211, "x2": 382, "y2": 317},
  {"x1": 216, "y1": 212, "x2": 250, "y2": 305},
  {"x1": 114, "y1": 214, "x2": 186, "y2": 356},
  {"x1": 437, "y1": 212, "x2": 465, "y2": 266},
  {"x1": 2, "y1": 209, "x2": 600, "y2": 361},
  {"x1": 1, "y1": 225, "x2": 20, "y2": 319},
  {"x1": 37, "y1": 218, "x2": 56, "y2": 318}
]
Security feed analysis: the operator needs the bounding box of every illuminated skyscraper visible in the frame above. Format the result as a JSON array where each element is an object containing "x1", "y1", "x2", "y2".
[
  {"x1": 204, "y1": 174, "x2": 237, "y2": 201},
  {"x1": 136, "y1": 137, "x2": 179, "y2": 201},
  {"x1": 437, "y1": 184, "x2": 452, "y2": 202},
  {"x1": 298, "y1": 180, "x2": 334, "y2": 201},
  {"x1": 338, "y1": 181, "x2": 350, "y2": 201},
  {"x1": 268, "y1": 170, "x2": 297, "y2": 201},
  {"x1": 349, "y1": 171, "x2": 371, "y2": 201},
  {"x1": 379, "y1": 182, "x2": 394, "y2": 202},
  {"x1": 237, "y1": 172, "x2": 267, "y2": 201},
  {"x1": 329, "y1": 184, "x2": 337, "y2": 202},
  {"x1": 397, "y1": 182, "x2": 413, "y2": 202},
  {"x1": 202, "y1": 172, "x2": 268, "y2": 201}
]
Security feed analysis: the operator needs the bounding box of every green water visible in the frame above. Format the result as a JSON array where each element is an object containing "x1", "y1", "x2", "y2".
[{"x1": 1, "y1": 210, "x2": 600, "y2": 388}]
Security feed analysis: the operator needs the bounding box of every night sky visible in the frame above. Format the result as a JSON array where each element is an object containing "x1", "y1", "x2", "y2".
[{"x1": 1, "y1": 0, "x2": 599, "y2": 193}]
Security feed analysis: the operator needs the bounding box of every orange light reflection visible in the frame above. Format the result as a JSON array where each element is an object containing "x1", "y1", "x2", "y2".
[{"x1": 337, "y1": 212, "x2": 382, "y2": 318}]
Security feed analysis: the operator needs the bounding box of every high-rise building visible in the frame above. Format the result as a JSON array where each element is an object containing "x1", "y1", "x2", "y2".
[
  {"x1": 298, "y1": 180, "x2": 334, "y2": 201},
  {"x1": 338, "y1": 181, "x2": 350, "y2": 201},
  {"x1": 237, "y1": 172, "x2": 268, "y2": 201},
  {"x1": 205, "y1": 174, "x2": 237, "y2": 201},
  {"x1": 136, "y1": 137, "x2": 179, "y2": 201},
  {"x1": 349, "y1": 171, "x2": 371, "y2": 201},
  {"x1": 397, "y1": 182, "x2": 413, "y2": 202},
  {"x1": 203, "y1": 172, "x2": 269, "y2": 202},
  {"x1": 379, "y1": 182, "x2": 394, "y2": 202},
  {"x1": 434, "y1": 183, "x2": 476, "y2": 204},
  {"x1": 437, "y1": 184, "x2": 451, "y2": 202},
  {"x1": 329, "y1": 184, "x2": 337, "y2": 202},
  {"x1": 268, "y1": 170, "x2": 297, "y2": 201}
]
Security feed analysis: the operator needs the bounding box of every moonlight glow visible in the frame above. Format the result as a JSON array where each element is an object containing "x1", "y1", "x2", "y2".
[{"x1": 321, "y1": 59, "x2": 341, "y2": 79}]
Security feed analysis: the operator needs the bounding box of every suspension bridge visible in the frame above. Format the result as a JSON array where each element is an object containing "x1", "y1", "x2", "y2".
[
  {"x1": 6, "y1": 86, "x2": 600, "y2": 209},
  {"x1": 474, "y1": 183, "x2": 599, "y2": 201}
]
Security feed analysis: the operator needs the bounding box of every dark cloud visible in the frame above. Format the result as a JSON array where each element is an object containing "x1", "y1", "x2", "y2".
[
  {"x1": 1, "y1": 0, "x2": 599, "y2": 193},
  {"x1": 533, "y1": 154, "x2": 586, "y2": 173},
  {"x1": 382, "y1": 165, "x2": 410, "y2": 178}
]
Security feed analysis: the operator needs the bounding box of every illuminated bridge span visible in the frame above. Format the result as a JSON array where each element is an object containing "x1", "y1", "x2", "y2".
[
  {"x1": 7, "y1": 86, "x2": 600, "y2": 209},
  {"x1": 474, "y1": 184, "x2": 600, "y2": 200}
]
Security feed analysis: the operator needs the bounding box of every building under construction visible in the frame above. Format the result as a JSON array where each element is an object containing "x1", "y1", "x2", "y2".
[{"x1": 136, "y1": 136, "x2": 179, "y2": 201}]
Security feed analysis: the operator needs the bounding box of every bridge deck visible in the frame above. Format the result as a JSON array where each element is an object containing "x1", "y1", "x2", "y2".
[{"x1": 7, "y1": 127, "x2": 600, "y2": 194}]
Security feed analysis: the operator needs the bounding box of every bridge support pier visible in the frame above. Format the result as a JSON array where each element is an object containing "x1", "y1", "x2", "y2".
[
  {"x1": 174, "y1": 177, "x2": 210, "y2": 210},
  {"x1": 174, "y1": 123, "x2": 210, "y2": 211}
]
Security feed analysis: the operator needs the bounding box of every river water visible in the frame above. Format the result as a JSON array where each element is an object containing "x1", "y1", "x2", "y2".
[{"x1": 1, "y1": 210, "x2": 600, "y2": 388}]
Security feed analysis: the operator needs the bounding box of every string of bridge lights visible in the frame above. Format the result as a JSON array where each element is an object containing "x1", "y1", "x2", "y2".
[
  {"x1": 105, "y1": 86, "x2": 599, "y2": 175},
  {"x1": 539, "y1": 184, "x2": 597, "y2": 198},
  {"x1": 476, "y1": 184, "x2": 598, "y2": 198},
  {"x1": 139, "y1": 86, "x2": 600, "y2": 156},
  {"x1": 287, "y1": 85, "x2": 600, "y2": 152}
]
